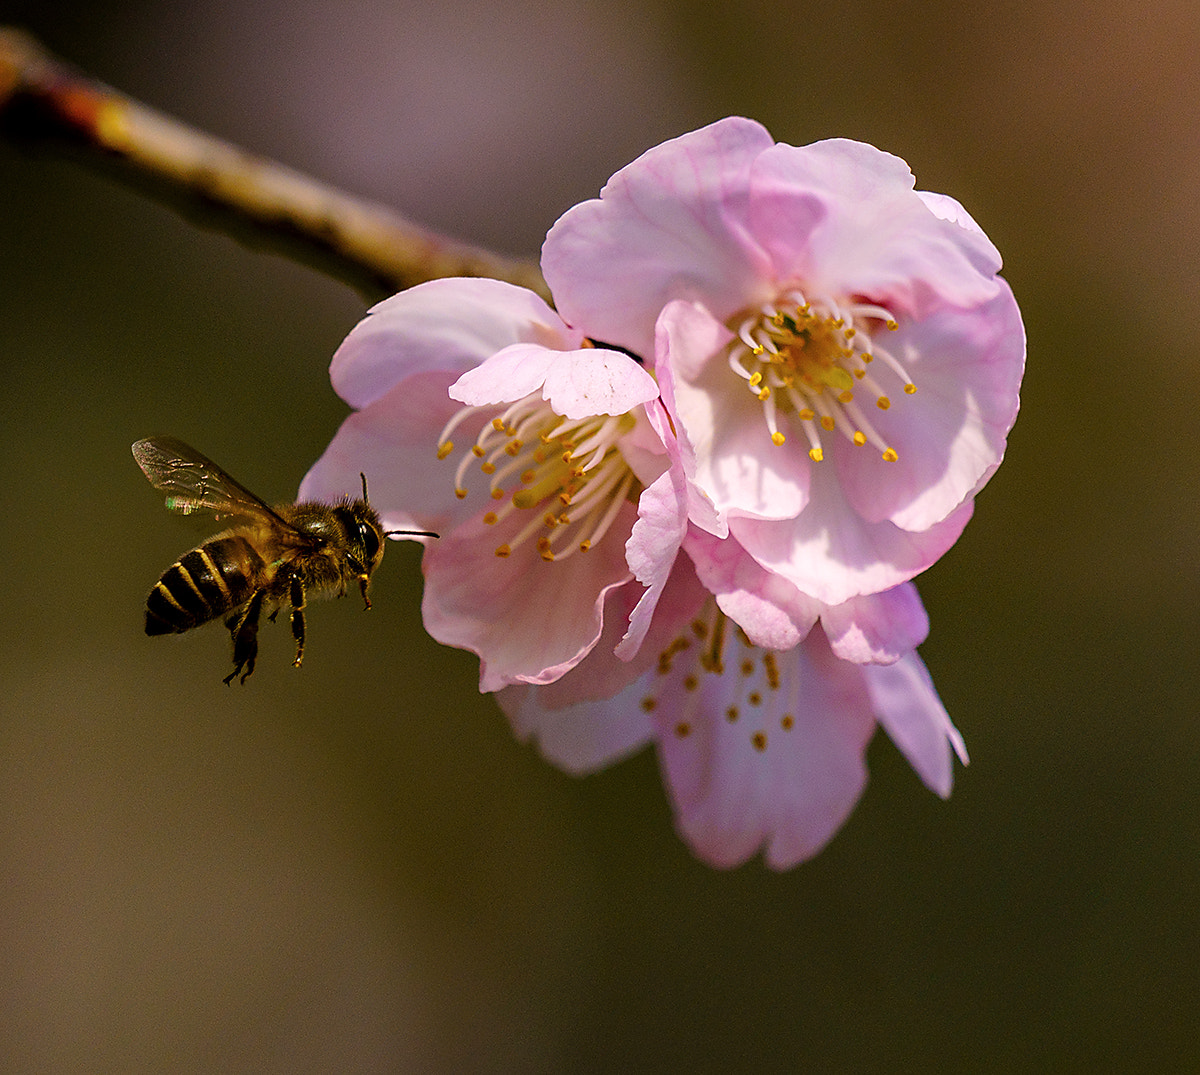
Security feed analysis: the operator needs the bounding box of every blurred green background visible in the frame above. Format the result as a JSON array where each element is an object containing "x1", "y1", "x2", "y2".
[{"x1": 2, "y1": 1, "x2": 1197, "y2": 1071}]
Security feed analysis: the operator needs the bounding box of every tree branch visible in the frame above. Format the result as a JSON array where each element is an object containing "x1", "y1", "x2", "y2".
[{"x1": 0, "y1": 27, "x2": 550, "y2": 302}]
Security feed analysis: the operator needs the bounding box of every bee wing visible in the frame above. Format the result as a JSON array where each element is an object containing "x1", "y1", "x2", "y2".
[{"x1": 132, "y1": 436, "x2": 296, "y2": 530}]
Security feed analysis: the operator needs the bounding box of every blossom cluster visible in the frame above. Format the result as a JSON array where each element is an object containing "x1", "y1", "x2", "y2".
[{"x1": 301, "y1": 118, "x2": 1024, "y2": 868}]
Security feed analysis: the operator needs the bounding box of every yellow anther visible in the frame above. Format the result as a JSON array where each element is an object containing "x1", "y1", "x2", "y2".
[
  {"x1": 758, "y1": 386, "x2": 771, "y2": 401},
  {"x1": 904, "y1": 383, "x2": 917, "y2": 395},
  {"x1": 798, "y1": 407, "x2": 815, "y2": 421},
  {"x1": 781, "y1": 714, "x2": 794, "y2": 730},
  {"x1": 853, "y1": 431, "x2": 867, "y2": 446},
  {"x1": 877, "y1": 396, "x2": 891, "y2": 410},
  {"x1": 820, "y1": 415, "x2": 835, "y2": 432},
  {"x1": 578, "y1": 539, "x2": 591, "y2": 552},
  {"x1": 751, "y1": 732, "x2": 767, "y2": 752},
  {"x1": 809, "y1": 447, "x2": 823, "y2": 462},
  {"x1": 521, "y1": 469, "x2": 536, "y2": 484},
  {"x1": 471, "y1": 445, "x2": 485, "y2": 458},
  {"x1": 495, "y1": 544, "x2": 512, "y2": 557},
  {"x1": 771, "y1": 431, "x2": 786, "y2": 446},
  {"x1": 491, "y1": 487, "x2": 504, "y2": 500},
  {"x1": 480, "y1": 461, "x2": 496, "y2": 475},
  {"x1": 492, "y1": 417, "x2": 506, "y2": 432},
  {"x1": 886, "y1": 319, "x2": 898, "y2": 330},
  {"x1": 483, "y1": 511, "x2": 498, "y2": 525},
  {"x1": 838, "y1": 390, "x2": 854, "y2": 404},
  {"x1": 749, "y1": 371, "x2": 763, "y2": 386},
  {"x1": 726, "y1": 706, "x2": 739, "y2": 722},
  {"x1": 437, "y1": 441, "x2": 455, "y2": 460},
  {"x1": 505, "y1": 440, "x2": 522, "y2": 456},
  {"x1": 455, "y1": 487, "x2": 468, "y2": 500},
  {"x1": 882, "y1": 448, "x2": 899, "y2": 462}
]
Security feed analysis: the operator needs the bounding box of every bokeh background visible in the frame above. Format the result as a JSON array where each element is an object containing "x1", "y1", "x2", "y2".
[{"x1": 2, "y1": 1, "x2": 1197, "y2": 1070}]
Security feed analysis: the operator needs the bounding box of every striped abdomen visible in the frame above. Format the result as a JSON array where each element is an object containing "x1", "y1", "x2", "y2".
[{"x1": 145, "y1": 535, "x2": 266, "y2": 635}]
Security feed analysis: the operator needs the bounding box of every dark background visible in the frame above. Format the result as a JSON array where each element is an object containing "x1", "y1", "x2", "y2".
[{"x1": 2, "y1": 1, "x2": 1197, "y2": 1070}]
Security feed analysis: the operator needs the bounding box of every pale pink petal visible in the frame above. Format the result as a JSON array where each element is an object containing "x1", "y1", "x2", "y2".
[
  {"x1": 748, "y1": 139, "x2": 1002, "y2": 319},
  {"x1": 420, "y1": 500, "x2": 638, "y2": 693},
  {"x1": 497, "y1": 561, "x2": 710, "y2": 771},
  {"x1": 615, "y1": 467, "x2": 689, "y2": 660},
  {"x1": 682, "y1": 528, "x2": 818, "y2": 651},
  {"x1": 543, "y1": 117, "x2": 777, "y2": 360},
  {"x1": 332, "y1": 278, "x2": 574, "y2": 409},
  {"x1": 499, "y1": 683, "x2": 656, "y2": 775},
  {"x1": 518, "y1": 554, "x2": 711, "y2": 711},
  {"x1": 833, "y1": 285, "x2": 1025, "y2": 530},
  {"x1": 821, "y1": 583, "x2": 930, "y2": 665},
  {"x1": 299, "y1": 372, "x2": 474, "y2": 535},
  {"x1": 657, "y1": 300, "x2": 810, "y2": 522},
  {"x1": 448, "y1": 343, "x2": 557, "y2": 406},
  {"x1": 864, "y1": 651, "x2": 968, "y2": 798},
  {"x1": 541, "y1": 349, "x2": 660, "y2": 418},
  {"x1": 654, "y1": 628, "x2": 876, "y2": 869},
  {"x1": 732, "y1": 464, "x2": 975, "y2": 606}
]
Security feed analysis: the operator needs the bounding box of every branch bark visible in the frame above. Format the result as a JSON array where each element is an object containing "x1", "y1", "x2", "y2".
[{"x1": 0, "y1": 27, "x2": 550, "y2": 302}]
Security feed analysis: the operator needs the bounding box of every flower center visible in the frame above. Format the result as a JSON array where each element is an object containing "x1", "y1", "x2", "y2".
[
  {"x1": 437, "y1": 395, "x2": 637, "y2": 562},
  {"x1": 728, "y1": 291, "x2": 915, "y2": 462},
  {"x1": 640, "y1": 605, "x2": 795, "y2": 754}
]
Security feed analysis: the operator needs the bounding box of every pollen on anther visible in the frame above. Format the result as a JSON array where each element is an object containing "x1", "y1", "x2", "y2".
[
  {"x1": 751, "y1": 731, "x2": 767, "y2": 752},
  {"x1": 877, "y1": 396, "x2": 891, "y2": 410},
  {"x1": 505, "y1": 440, "x2": 522, "y2": 457},
  {"x1": 771, "y1": 431, "x2": 785, "y2": 446},
  {"x1": 675, "y1": 722, "x2": 691, "y2": 738},
  {"x1": 809, "y1": 447, "x2": 823, "y2": 462},
  {"x1": 454, "y1": 487, "x2": 468, "y2": 500},
  {"x1": 492, "y1": 417, "x2": 506, "y2": 432},
  {"x1": 838, "y1": 390, "x2": 854, "y2": 404},
  {"x1": 882, "y1": 448, "x2": 899, "y2": 462},
  {"x1": 491, "y1": 488, "x2": 504, "y2": 500},
  {"x1": 578, "y1": 539, "x2": 591, "y2": 552},
  {"x1": 471, "y1": 445, "x2": 485, "y2": 458},
  {"x1": 748, "y1": 691, "x2": 762, "y2": 706},
  {"x1": 758, "y1": 387, "x2": 770, "y2": 401},
  {"x1": 904, "y1": 383, "x2": 917, "y2": 395},
  {"x1": 781, "y1": 714, "x2": 794, "y2": 730},
  {"x1": 749, "y1": 371, "x2": 763, "y2": 386},
  {"x1": 641, "y1": 697, "x2": 657, "y2": 712},
  {"x1": 521, "y1": 469, "x2": 536, "y2": 484},
  {"x1": 853, "y1": 431, "x2": 867, "y2": 446},
  {"x1": 495, "y1": 544, "x2": 512, "y2": 557},
  {"x1": 483, "y1": 511, "x2": 498, "y2": 525},
  {"x1": 820, "y1": 416, "x2": 835, "y2": 431},
  {"x1": 726, "y1": 706, "x2": 739, "y2": 722},
  {"x1": 481, "y1": 462, "x2": 496, "y2": 475},
  {"x1": 740, "y1": 659, "x2": 754, "y2": 676},
  {"x1": 437, "y1": 441, "x2": 454, "y2": 460},
  {"x1": 683, "y1": 674, "x2": 698, "y2": 692}
]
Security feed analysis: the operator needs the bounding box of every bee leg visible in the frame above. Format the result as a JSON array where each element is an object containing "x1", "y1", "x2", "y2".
[
  {"x1": 224, "y1": 590, "x2": 265, "y2": 685},
  {"x1": 358, "y1": 573, "x2": 372, "y2": 611},
  {"x1": 289, "y1": 573, "x2": 307, "y2": 669}
]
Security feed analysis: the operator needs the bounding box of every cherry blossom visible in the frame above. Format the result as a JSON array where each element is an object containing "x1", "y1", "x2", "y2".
[
  {"x1": 543, "y1": 117, "x2": 1024, "y2": 607},
  {"x1": 300, "y1": 277, "x2": 684, "y2": 692},
  {"x1": 501, "y1": 559, "x2": 965, "y2": 870}
]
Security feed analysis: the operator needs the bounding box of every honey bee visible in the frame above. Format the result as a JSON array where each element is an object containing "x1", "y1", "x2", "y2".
[{"x1": 133, "y1": 435, "x2": 434, "y2": 684}]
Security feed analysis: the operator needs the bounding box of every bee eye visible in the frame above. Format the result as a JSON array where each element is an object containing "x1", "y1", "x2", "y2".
[{"x1": 359, "y1": 521, "x2": 381, "y2": 563}]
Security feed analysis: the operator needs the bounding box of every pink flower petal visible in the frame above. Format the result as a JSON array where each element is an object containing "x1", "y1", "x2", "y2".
[
  {"x1": 863, "y1": 651, "x2": 967, "y2": 798},
  {"x1": 332, "y1": 278, "x2": 575, "y2": 409},
  {"x1": 682, "y1": 528, "x2": 818, "y2": 651},
  {"x1": 543, "y1": 117, "x2": 777, "y2": 360},
  {"x1": 731, "y1": 465, "x2": 975, "y2": 606},
  {"x1": 834, "y1": 286, "x2": 1026, "y2": 530},
  {"x1": 541, "y1": 348, "x2": 660, "y2": 418},
  {"x1": 657, "y1": 300, "x2": 810, "y2": 523},
  {"x1": 420, "y1": 499, "x2": 639, "y2": 693},
  {"x1": 748, "y1": 139, "x2": 1002, "y2": 319},
  {"x1": 654, "y1": 628, "x2": 877, "y2": 869},
  {"x1": 821, "y1": 583, "x2": 930, "y2": 665}
]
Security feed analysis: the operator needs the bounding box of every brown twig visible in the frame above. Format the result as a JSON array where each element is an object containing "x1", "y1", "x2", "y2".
[{"x1": 0, "y1": 27, "x2": 550, "y2": 301}]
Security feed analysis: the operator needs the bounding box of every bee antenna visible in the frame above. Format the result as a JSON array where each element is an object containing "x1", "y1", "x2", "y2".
[
  {"x1": 386, "y1": 528, "x2": 439, "y2": 539},
  {"x1": 359, "y1": 472, "x2": 369, "y2": 502}
]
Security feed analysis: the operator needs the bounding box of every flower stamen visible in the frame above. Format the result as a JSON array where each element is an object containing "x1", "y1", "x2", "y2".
[{"x1": 729, "y1": 293, "x2": 911, "y2": 462}]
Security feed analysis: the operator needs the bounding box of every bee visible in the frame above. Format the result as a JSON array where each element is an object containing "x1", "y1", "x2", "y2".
[{"x1": 133, "y1": 435, "x2": 434, "y2": 684}]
